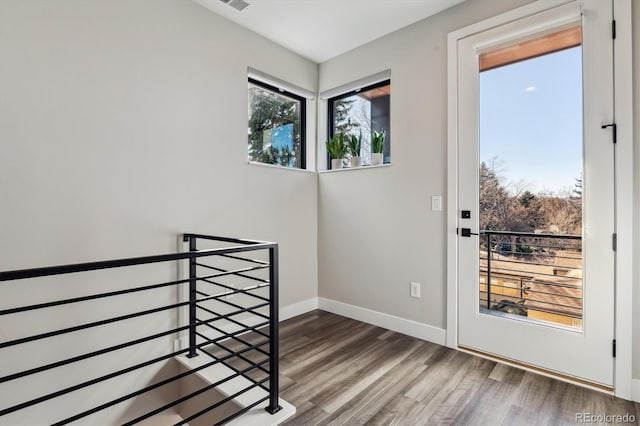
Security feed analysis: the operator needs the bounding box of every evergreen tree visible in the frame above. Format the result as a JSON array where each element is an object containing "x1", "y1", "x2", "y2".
[
  {"x1": 333, "y1": 98, "x2": 359, "y2": 135},
  {"x1": 248, "y1": 85, "x2": 302, "y2": 167}
]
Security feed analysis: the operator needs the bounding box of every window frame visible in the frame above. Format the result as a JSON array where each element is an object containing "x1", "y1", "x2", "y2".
[
  {"x1": 327, "y1": 79, "x2": 391, "y2": 169},
  {"x1": 248, "y1": 77, "x2": 307, "y2": 170}
]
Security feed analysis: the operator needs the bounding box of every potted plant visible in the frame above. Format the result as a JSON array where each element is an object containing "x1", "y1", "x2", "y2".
[
  {"x1": 371, "y1": 129, "x2": 385, "y2": 166},
  {"x1": 326, "y1": 132, "x2": 348, "y2": 169},
  {"x1": 347, "y1": 131, "x2": 362, "y2": 168}
]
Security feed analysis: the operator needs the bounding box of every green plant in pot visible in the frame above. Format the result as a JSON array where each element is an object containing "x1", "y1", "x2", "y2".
[
  {"x1": 347, "y1": 131, "x2": 363, "y2": 168},
  {"x1": 326, "y1": 132, "x2": 348, "y2": 169},
  {"x1": 371, "y1": 129, "x2": 385, "y2": 166}
]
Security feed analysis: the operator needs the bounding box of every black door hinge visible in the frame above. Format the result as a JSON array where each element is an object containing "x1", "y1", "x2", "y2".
[
  {"x1": 612, "y1": 233, "x2": 617, "y2": 251},
  {"x1": 601, "y1": 123, "x2": 617, "y2": 144},
  {"x1": 612, "y1": 20, "x2": 616, "y2": 40},
  {"x1": 613, "y1": 339, "x2": 616, "y2": 358}
]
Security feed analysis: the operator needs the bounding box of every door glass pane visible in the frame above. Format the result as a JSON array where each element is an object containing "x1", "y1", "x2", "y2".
[{"x1": 478, "y1": 29, "x2": 583, "y2": 329}]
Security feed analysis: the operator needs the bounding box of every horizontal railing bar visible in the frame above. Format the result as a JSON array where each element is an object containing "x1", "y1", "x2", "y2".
[
  {"x1": 480, "y1": 250, "x2": 582, "y2": 262},
  {"x1": 201, "y1": 277, "x2": 270, "y2": 302},
  {"x1": 0, "y1": 301, "x2": 189, "y2": 350},
  {"x1": 0, "y1": 278, "x2": 189, "y2": 317},
  {"x1": 483, "y1": 265, "x2": 582, "y2": 281},
  {"x1": 485, "y1": 240, "x2": 582, "y2": 251},
  {"x1": 0, "y1": 243, "x2": 276, "y2": 282},
  {"x1": 526, "y1": 278, "x2": 582, "y2": 289},
  {"x1": 196, "y1": 311, "x2": 270, "y2": 339},
  {"x1": 196, "y1": 264, "x2": 270, "y2": 284},
  {"x1": 202, "y1": 321, "x2": 270, "y2": 356},
  {"x1": 196, "y1": 262, "x2": 269, "y2": 284},
  {"x1": 480, "y1": 273, "x2": 582, "y2": 291},
  {"x1": 183, "y1": 233, "x2": 272, "y2": 246},
  {"x1": 176, "y1": 379, "x2": 270, "y2": 426},
  {"x1": 483, "y1": 293, "x2": 582, "y2": 313},
  {"x1": 219, "y1": 253, "x2": 269, "y2": 265},
  {"x1": 49, "y1": 339, "x2": 269, "y2": 425},
  {"x1": 198, "y1": 321, "x2": 269, "y2": 342},
  {"x1": 196, "y1": 289, "x2": 213, "y2": 298},
  {"x1": 194, "y1": 309, "x2": 269, "y2": 339},
  {"x1": 519, "y1": 287, "x2": 582, "y2": 301},
  {"x1": 480, "y1": 296, "x2": 582, "y2": 318},
  {"x1": 200, "y1": 346, "x2": 270, "y2": 391},
  {"x1": 481, "y1": 230, "x2": 581, "y2": 240},
  {"x1": 0, "y1": 324, "x2": 190, "y2": 384},
  {"x1": 197, "y1": 333, "x2": 270, "y2": 382},
  {"x1": 197, "y1": 299, "x2": 270, "y2": 321},
  {"x1": 480, "y1": 250, "x2": 582, "y2": 269},
  {"x1": 480, "y1": 302, "x2": 582, "y2": 319},
  {"x1": 479, "y1": 282, "x2": 523, "y2": 292},
  {"x1": 484, "y1": 250, "x2": 582, "y2": 260},
  {"x1": 480, "y1": 277, "x2": 582, "y2": 293},
  {"x1": 195, "y1": 292, "x2": 270, "y2": 312},
  {"x1": 515, "y1": 296, "x2": 583, "y2": 311},
  {"x1": 481, "y1": 282, "x2": 583, "y2": 301},
  {"x1": 1, "y1": 266, "x2": 267, "y2": 318},
  {"x1": 196, "y1": 329, "x2": 270, "y2": 374},
  {"x1": 121, "y1": 358, "x2": 271, "y2": 425},
  {"x1": 1, "y1": 347, "x2": 186, "y2": 417}
]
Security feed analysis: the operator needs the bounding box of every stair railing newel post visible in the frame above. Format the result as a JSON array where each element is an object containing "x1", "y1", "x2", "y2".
[
  {"x1": 187, "y1": 236, "x2": 198, "y2": 358},
  {"x1": 266, "y1": 245, "x2": 283, "y2": 414}
]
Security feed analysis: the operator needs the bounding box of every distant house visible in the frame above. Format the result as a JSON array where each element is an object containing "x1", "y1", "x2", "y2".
[{"x1": 480, "y1": 248, "x2": 582, "y2": 328}]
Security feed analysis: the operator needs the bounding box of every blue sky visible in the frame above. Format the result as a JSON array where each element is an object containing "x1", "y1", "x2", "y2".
[{"x1": 480, "y1": 46, "x2": 583, "y2": 195}]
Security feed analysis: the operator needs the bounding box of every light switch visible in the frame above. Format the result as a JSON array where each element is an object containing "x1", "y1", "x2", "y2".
[{"x1": 431, "y1": 195, "x2": 443, "y2": 211}]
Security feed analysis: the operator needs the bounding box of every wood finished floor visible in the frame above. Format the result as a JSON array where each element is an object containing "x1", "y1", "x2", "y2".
[{"x1": 276, "y1": 310, "x2": 639, "y2": 426}]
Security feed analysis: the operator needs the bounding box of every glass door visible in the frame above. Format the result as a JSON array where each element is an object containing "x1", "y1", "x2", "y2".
[{"x1": 456, "y1": 0, "x2": 615, "y2": 387}]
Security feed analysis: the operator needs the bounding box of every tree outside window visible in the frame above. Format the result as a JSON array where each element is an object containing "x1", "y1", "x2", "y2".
[{"x1": 248, "y1": 79, "x2": 305, "y2": 169}]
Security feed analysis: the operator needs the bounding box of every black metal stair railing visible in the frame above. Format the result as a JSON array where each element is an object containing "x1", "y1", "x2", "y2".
[
  {"x1": 0, "y1": 233, "x2": 282, "y2": 425},
  {"x1": 479, "y1": 230, "x2": 583, "y2": 324}
]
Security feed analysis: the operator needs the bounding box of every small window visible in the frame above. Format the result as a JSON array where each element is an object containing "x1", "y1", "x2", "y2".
[
  {"x1": 248, "y1": 78, "x2": 306, "y2": 169},
  {"x1": 328, "y1": 80, "x2": 390, "y2": 168}
]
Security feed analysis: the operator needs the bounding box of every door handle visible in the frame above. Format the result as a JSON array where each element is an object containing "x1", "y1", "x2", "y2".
[{"x1": 458, "y1": 228, "x2": 478, "y2": 237}]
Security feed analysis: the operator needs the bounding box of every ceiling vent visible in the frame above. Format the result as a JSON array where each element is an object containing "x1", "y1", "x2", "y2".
[{"x1": 220, "y1": 0, "x2": 250, "y2": 11}]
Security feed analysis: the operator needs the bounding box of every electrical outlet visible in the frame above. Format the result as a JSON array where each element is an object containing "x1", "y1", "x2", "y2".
[{"x1": 410, "y1": 282, "x2": 421, "y2": 298}]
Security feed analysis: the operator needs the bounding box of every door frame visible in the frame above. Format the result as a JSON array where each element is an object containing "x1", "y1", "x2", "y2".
[{"x1": 445, "y1": 0, "x2": 633, "y2": 399}]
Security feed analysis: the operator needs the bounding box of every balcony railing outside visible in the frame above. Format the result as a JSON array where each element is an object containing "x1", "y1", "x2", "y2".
[
  {"x1": 0, "y1": 233, "x2": 281, "y2": 425},
  {"x1": 479, "y1": 230, "x2": 582, "y2": 328}
]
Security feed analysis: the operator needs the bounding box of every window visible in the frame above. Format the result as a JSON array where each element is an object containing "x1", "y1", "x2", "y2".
[
  {"x1": 248, "y1": 78, "x2": 306, "y2": 169},
  {"x1": 327, "y1": 80, "x2": 391, "y2": 168}
]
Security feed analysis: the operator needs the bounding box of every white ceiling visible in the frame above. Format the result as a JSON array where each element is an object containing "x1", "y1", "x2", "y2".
[{"x1": 192, "y1": 0, "x2": 467, "y2": 63}]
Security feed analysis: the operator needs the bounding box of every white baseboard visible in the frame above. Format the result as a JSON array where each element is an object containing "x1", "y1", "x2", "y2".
[
  {"x1": 632, "y1": 379, "x2": 640, "y2": 402},
  {"x1": 317, "y1": 297, "x2": 447, "y2": 346},
  {"x1": 280, "y1": 297, "x2": 318, "y2": 321}
]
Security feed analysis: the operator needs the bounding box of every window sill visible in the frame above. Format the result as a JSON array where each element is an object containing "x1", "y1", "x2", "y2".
[
  {"x1": 248, "y1": 161, "x2": 316, "y2": 174},
  {"x1": 318, "y1": 163, "x2": 391, "y2": 174}
]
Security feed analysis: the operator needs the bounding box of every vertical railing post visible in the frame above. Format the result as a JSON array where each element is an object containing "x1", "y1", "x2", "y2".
[
  {"x1": 187, "y1": 236, "x2": 198, "y2": 358},
  {"x1": 266, "y1": 245, "x2": 282, "y2": 414},
  {"x1": 486, "y1": 232, "x2": 492, "y2": 310}
]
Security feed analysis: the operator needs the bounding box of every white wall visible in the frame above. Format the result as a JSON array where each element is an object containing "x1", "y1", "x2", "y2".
[
  {"x1": 0, "y1": 0, "x2": 317, "y2": 422},
  {"x1": 0, "y1": 0, "x2": 318, "y2": 305},
  {"x1": 318, "y1": 0, "x2": 536, "y2": 330}
]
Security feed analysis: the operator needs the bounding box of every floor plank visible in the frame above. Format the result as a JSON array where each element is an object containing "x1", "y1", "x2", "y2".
[{"x1": 279, "y1": 310, "x2": 639, "y2": 425}]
